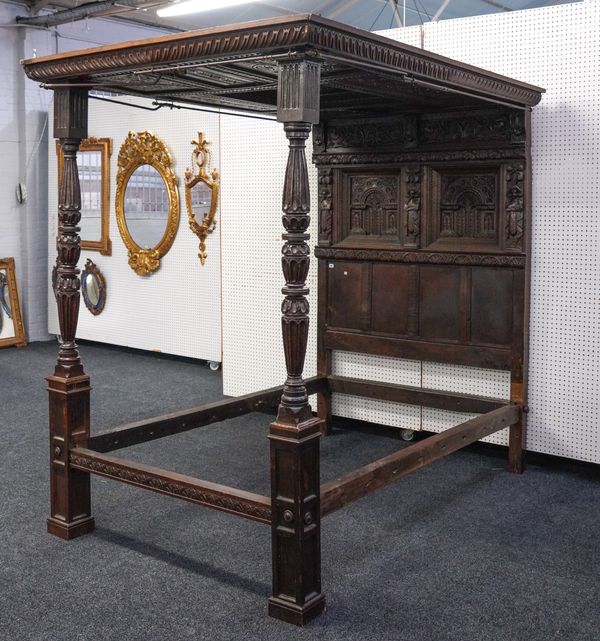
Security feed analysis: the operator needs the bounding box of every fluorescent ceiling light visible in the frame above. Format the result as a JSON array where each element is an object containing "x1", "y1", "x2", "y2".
[{"x1": 157, "y1": 0, "x2": 255, "y2": 17}]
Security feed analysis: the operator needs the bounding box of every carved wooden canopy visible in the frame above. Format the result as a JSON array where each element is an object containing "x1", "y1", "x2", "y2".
[{"x1": 21, "y1": 14, "x2": 543, "y2": 116}]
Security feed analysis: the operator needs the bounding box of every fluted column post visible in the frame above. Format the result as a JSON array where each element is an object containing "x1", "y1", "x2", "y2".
[
  {"x1": 46, "y1": 88, "x2": 94, "y2": 540},
  {"x1": 268, "y1": 58, "x2": 325, "y2": 626}
]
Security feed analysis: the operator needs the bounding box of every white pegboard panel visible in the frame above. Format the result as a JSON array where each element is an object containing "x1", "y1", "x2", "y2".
[
  {"x1": 332, "y1": 350, "x2": 420, "y2": 385},
  {"x1": 332, "y1": 393, "x2": 420, "y2": 431},
  {"x1": 422, "y1": 362, "x2": 511, "y2": 400},
  {"x1": 221, "y1": 3, "x2": 599, "y2": 463},
  {"x1": 48, "y1": 96, "x2": 222, "y2": 361},
  {"x1": 379, "y1": 1, "x2": 600, "y2": 463},
  {"x1": 219, "y1": 113, "x2": 318, "y2": 396},
  {"x1": 332, "y1": 351, "x2": 421, "y2": 429}
]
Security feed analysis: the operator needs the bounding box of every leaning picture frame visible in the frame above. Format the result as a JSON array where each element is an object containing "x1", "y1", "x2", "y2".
[{"x1": 0, "y1": 257, "x2": 27, "y2": 349}]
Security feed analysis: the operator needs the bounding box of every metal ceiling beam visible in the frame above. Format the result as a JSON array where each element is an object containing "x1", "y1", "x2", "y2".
[
  {"x1": 29, "y1": 0, "x2": 53, "y2": 14},
  {"x1": 432, "y1": 0, "x2": 451, "y2": 21},
  {"x1": 17, "y1": 0, "x2": 151, "y2": 27},
  {"x1": 328, "y1": 0, "x2": 362, "y2": 19},
  {"x1": 390, "y1": 0, "x2": 403, "y2": 27}
]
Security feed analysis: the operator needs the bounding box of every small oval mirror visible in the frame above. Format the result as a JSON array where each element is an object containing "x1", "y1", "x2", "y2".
[
  {"x1": 123, "y1": 164, "x2": 169, "y2": 250},
  {"x1": 85, "y1": 273, "x2": 100, "y2": 306},
  {"x1": 81, "y1": 259, "x2": 106, "y2": 316}
]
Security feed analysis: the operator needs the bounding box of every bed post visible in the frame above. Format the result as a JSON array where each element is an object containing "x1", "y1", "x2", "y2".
[
  {"x1": 46, "y1": 87, "x2": 95, "y2": 540},
  {"x1": 268, "y1": 57, "x2": 325, "y2": 626}
]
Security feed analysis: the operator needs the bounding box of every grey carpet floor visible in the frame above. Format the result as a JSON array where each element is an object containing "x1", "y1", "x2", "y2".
[{"x1": 0, "y1": 342, "x2": 598, "y2": 641}]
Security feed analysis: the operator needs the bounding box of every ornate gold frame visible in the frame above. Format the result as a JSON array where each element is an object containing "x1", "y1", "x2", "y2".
[
  {"x1": 185, "y1": 132, "x2": 219, "y2": 266},
  {"x1": 57, "y1": 137, "x2": 112, "y2": 256},
  {"x1": 81, "y1": 259, "x2": 107, "y2": 316},
  {"x1": 115, "y1": 131, "x2": 179, "y2": 276},
  {"x1": 0, "y1": 257, "x2": 27, "y2": 349}
]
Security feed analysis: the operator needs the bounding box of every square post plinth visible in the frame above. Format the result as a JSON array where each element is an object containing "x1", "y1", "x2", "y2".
[
  {"x1": 47, "y1": 88, "x2": 94, "y2": 539},
  {"x1": 269, "y1": 58, "x2": 325, "y2": 626}
]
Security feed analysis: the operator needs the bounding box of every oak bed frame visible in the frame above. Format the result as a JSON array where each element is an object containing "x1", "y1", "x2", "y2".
[{"x1": 22, "y1": 15, "x2": 543, "y2": 626}]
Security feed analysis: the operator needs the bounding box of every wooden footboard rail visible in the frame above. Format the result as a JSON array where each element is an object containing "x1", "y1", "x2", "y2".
[
  {"x1": 320, "y1": 404, "x2": 520, "y2": 517},
  {"x1": 70, "y1": 448, "x2": 272, "y2": 524}
]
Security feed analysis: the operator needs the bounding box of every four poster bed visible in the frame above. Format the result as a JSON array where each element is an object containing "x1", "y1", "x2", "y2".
[{"x1": 21, "y1": 15, "x2": 543, "y2": 626}]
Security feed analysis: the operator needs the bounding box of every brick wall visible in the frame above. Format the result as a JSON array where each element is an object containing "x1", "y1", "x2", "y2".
[{"x1": 0, "y1": 1, "x2": 169, "y2": 341}]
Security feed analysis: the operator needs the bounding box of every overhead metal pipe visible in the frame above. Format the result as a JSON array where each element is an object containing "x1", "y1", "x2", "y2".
[{"x1": 16, "y1": 0, "x2": 143, "y2": 28}]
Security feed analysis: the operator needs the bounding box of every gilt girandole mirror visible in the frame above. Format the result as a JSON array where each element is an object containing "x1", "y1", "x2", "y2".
[{"x1": 185, "y1": 132, "x2": 219, "y2": 266}]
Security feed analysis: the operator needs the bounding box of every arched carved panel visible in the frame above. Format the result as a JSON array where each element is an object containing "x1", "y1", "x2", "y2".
[
  {"x1": 427, "y1": 168, "x2": 500, "y2": 250},
  {"x1": 339, "y1": 173, "x2": 401, "y2": 244}
]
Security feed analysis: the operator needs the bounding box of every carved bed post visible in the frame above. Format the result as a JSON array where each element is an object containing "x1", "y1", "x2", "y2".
[
  {"x1": 268, "y1": 57, "x2": 325, "y2": 626},
  {"x1": 46, "y1": 88, "x2": 95, "y2": 540}
]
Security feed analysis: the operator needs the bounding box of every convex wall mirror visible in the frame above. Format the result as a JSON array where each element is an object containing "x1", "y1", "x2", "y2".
[
  {"x1": 185, "y1": 132, "x2": 219, "y2": 266},
  {"x1": 57, "y1": 137, "x2": 112, "y2": 256},
  {"x1": 81, "y1": 259, "x2": 106, "y2": 315},
  {"x1": 116, "y1": 131, "x2": 179, "y2": 276},
  {"x1": 0, "y1": 258, "x2": 26, "y2": 348}
]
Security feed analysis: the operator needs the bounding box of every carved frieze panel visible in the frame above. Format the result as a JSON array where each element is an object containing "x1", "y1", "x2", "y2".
[
  {"x1": 427, "y1": 168, "x2": 500, "y2": 250},
  {"x1": 420, "y1": 109, "x2": 525, "y2": 146},
  {"x1": 320, "y1": 116, "x2": 417, "y2": 152}
]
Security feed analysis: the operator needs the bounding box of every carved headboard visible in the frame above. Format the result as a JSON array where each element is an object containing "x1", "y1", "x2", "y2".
[{"x1": 314, "y1": 107, "x2": 530, "y2": 402}]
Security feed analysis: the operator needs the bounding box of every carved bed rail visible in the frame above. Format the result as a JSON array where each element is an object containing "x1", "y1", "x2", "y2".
[
  {"x1": 320, "y1": 404, "x2": 520, "y2": 517},
  {"x1": 70, "y1": 448, "x2": 272, "y2": 524},
  {"x1": 88, "y1": 376, "x2": 328, "y2": 453}
]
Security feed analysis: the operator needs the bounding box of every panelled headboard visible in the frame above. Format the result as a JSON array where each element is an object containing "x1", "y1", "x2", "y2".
[{"x1": 314, "y1": 107, "x2": 531, "y2": 405}]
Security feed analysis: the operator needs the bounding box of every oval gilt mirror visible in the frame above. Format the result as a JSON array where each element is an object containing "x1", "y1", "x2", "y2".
[
  {"x1": 81, "y1": 259, "x2": 106, "y2": 315},
  {"x1": 185, "y1": 132, "x2": 219, "y2": 266},
  {"x1": 116, "y1": 131, "x2": 179, "y2": 276}
]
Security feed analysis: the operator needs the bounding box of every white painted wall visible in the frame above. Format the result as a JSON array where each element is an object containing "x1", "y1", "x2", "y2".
[
  {"x1": 47, "y1": 97, "x2": 222, "y2": 362},
  {"x1": 0, "y1": 0, "x2": 170, "y2": 341},
  {"x1": 221, "y1": 2, "x2": 600, "y2": 464}
]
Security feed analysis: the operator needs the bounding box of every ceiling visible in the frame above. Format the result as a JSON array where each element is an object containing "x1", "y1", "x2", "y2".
[{"x1": 21, "y1": 0, "x2": 581, "y2": 35}]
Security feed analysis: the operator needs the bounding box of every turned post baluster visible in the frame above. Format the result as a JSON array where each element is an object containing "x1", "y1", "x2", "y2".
[
  {"x1": 268, "y1": 58, "x2": 325, "y2": 627},
  {"x1": 46, "y1": 88, "x2": 95, "y2": 540}
]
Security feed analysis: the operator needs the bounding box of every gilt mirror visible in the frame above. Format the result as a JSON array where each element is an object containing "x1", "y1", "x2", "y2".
[
  {"x1": 0, "y1": 258, "x2": 26, "y2": 349},
  {"x1": 57, "y1": 137, "x2": 112, "y2": 255},
  {"x1": 81, "y1": 259, "x2": 106, "y2": 315},
  {"x1": 116, "y1": 131, "x2": 179, "y2": 276},
  {"x1": 185, "y1": 132, "x2": 219, "y2": 265}
]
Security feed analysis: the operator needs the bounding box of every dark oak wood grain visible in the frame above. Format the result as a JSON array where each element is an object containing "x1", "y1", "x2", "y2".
[
  {"x1": 328, "y1": 376, "x2": 508, "y2": 414},
  {"x1": 32, "y1": 15, "x2": 541, "y2": 626},
  {"x1": 70, "y1": 448, "x2": 271, "y2": 524},
  {"x1": 321, "y1": 404, "x2": 520, "y2": 516},
  {"x1": 268, "y1": 58, "x2": 325, "y2": 626},
  {"x1": 88, "y1": 376, "x2": 327, "y2": 453}
]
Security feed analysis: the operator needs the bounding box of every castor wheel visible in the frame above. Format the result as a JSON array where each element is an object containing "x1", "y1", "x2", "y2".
[
  {"x1": 208, "y1": 361, "x2": 220, "y2": 371},
  {"x1": 400, "y1": 429, "x2": 415, "y2": 441}
]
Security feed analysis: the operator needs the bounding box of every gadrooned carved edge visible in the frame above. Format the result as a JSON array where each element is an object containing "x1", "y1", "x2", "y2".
[
  {"x1": 69, "y1": 452, "x2": 272, "y2": 523},
  {"x1": 22, "y1": 19, "x2": 542, "y2": 107},
  {"x1": 314, "y1": 247, "x2": 525, "y2": 267}
]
